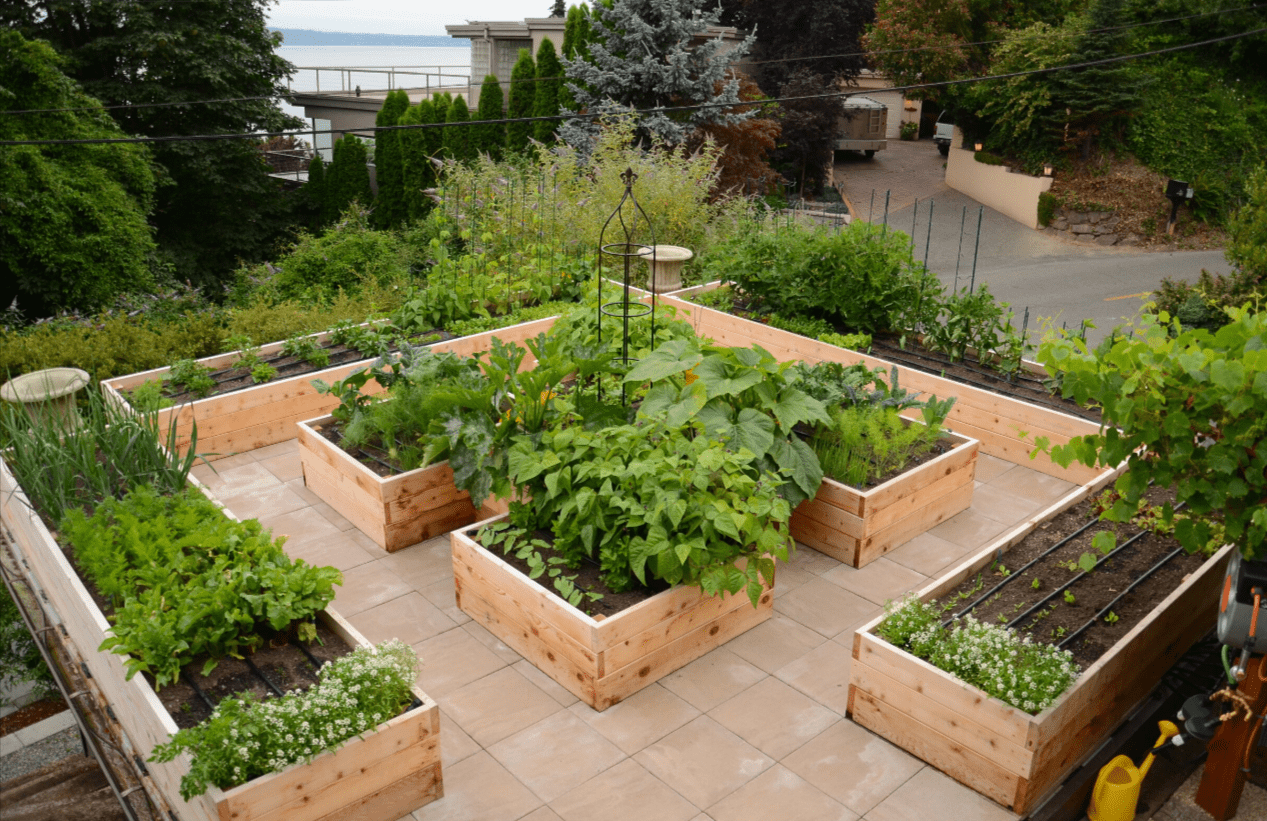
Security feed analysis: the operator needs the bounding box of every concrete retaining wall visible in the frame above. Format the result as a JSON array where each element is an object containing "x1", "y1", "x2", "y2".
[{"x1": 945, "y1": 127, "x2": 1053, "y2": 229}]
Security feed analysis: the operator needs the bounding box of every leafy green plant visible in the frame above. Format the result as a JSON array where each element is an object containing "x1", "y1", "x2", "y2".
[
  {"x1": 151, "y1": 640, "x2": 416, "y2": 799},
  {"x1": 281, "y1": 334, "x2": 330, "y2": 368},
  {"x1": 1034, "y1": 307, "x2": 1266, "y2": 560},
  {"x1": 1063, "y1": 589, "x2": 1076, "y2": 604},
  {"x1": 819, "y1": 331, "x2": 872, "y2": 351},
  {"x1": 766, "y1": 313, "x2": 834, "y2": 339},
  {"x1": 1032, "y1": 577, "x2": 1042, "y2": 590},
  {"x1": 1, "y1": 580, "x2": 54, "y2": 710},
  {"x1": 249, "y1": 363, "x2": 278, "y2": 383},
  {"x1": 59, "y1": 486, "x2": 342, "y2": 688},
  {"x1": 1105, "y1": 611, "x2": 1119, "y2": 624},
  {"x1": 900, "y1": 121, "x2": 919, "y2": 141},
  {"x1": 479, "y1": 522, "x2": 602, "y2": 608},
  {"x1": 1037, "y1": 191, "x2": 1058, "y2": 227},
  {"x1": 168, "y1": 358, "x2": 216, "y2": 398},
  {"x1": 129, "y1": 379, "x2": 172, "y2": 411}
]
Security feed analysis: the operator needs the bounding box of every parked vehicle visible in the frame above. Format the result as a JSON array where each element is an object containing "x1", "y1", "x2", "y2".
[
  {"x1": 836, "y1": 96, "x2": 887, "y2": 158},
  {"x1": 933, "y1": 110, "x2": 954, "y2": 156}
]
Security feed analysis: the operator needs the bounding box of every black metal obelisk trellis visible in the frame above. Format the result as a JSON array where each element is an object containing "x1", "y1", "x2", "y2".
[{"x1": 597, "y1": 168, "x2": 657, "y2": 405}]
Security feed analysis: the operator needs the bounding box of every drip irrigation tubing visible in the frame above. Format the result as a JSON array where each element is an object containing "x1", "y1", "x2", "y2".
[
  {"x1": 297, "y1": 641, "x2": 328, "y2": 672},
  {"x1": 181, "y1": 670, "x2": 217, "y2": 712},
  {"x1": 1007, "y1": 529, "x2": 1152, "y2": 629},
  {"x1": 1058, "y1": 546, "x2": 1186, "y2": 650},
  {"x1": 244, "y1": 655, "x2": 287, "y2": 698}
]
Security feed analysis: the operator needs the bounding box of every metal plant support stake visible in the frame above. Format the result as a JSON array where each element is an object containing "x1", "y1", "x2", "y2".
[{"x1": 597, "y1": 168, "x2": 656, "y2": 405}]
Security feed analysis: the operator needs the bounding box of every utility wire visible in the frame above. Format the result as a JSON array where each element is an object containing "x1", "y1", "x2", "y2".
[
  {"x1": 3, "y1": 3, "x2": 1261, "y2": 116},
  {"x1": 2, "y1": 27, "x2": 1264, "y2": 147}
]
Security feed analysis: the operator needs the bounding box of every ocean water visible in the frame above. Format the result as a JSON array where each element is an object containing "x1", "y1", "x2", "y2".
[{"x1": 278, "y1": 45, "x2": 470, "y2": 122}]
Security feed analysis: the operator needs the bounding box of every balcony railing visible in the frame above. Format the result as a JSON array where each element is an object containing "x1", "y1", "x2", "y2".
[{"x1": 287, "y1": 66, "x2": 471, "y2": 96}]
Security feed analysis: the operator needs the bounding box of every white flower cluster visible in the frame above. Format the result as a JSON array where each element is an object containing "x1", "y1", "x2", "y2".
[{"x1": 877, "y1": 595, "x2": 1080, "y2": 715}]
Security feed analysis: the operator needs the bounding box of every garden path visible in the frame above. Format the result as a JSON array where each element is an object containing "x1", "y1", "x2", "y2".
[{"x1": 192, "y1": 441, "x2": 1077, "y2": 821}]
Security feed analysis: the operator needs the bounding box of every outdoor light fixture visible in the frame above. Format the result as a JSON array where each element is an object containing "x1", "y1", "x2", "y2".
[
  {"x1": 974, "y1": 141, "x2": 983, "y2": 151},
  {"x1": 1043, "y1": 163, "x2": 1053, "y2": 176}
]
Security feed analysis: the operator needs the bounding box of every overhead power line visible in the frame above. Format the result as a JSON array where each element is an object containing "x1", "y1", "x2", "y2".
[
  {"x1": 2, "y1": 27, "x2": 1264, "y2": 147},
  {"x1": 3, "y1": 3, "x2": 1262, "y2": 117}
]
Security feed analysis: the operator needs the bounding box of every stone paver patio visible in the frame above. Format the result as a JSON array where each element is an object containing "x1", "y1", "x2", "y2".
[{"x1": 193, "y1": 441, "x2": 1078, "y2": 821}]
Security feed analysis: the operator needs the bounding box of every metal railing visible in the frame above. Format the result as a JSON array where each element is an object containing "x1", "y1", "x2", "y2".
[{"x1": 288, "y1": 66, "x2": 471, "y2": 95}]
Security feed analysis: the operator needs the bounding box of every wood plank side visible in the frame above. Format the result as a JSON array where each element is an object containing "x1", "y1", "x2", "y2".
[
  {"x1": 382, "y1": 497, "x2": 477, "y2": 552},
  {"x1": 592, "y1": 573, "x2": 742, "y2": 651},
  {"x1": 850, "y1": 688, "x2": 1022, "y2": 811},
  {"x1": 788, "y1": 511, "x2": 861, "y2": 564},
  {"x1": 298, "y1": 449, "x2": 390, "y2": 547},
  {"x1": 807, "y1": 477, "x2": 863, "y2": 517},
  {"x1": 793, "y1": 492, "x2": 866, "y2": 540},
  {"x1": 850, "y1": 662, "x2": 1032, "y2": 776},
  {"x1": 857, "y1": 480, "x2": 975, "y2": 567},
  {"x1": 852, "y1": 632, "x2": 1032, "y2": 747},
  {"x1": 296, "y1": 418, "x2": 387, "y2": 501},
  {"x1": 858, "y1": 434, "x2": 976, "y2": 515},
  {"x1": 309, "y1": 763, "x2": 442, "y2": 821},
  {"x1": 594, "y1": 588, "x2": 773, "y2": 711},
  {"x1": 862, "y1": 458, "x2": 976, "y2": 536},
  {"x1": 193, "y1": 409, "x2": 340, "y2": 460}
]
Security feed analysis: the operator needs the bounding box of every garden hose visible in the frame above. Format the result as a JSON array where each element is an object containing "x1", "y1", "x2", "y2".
[{"x1": 1222, "y1": 644, "x2": 1238, "y2": 686}]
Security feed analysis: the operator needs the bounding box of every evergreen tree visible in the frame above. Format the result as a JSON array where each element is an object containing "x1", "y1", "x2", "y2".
[
  {"x1": 327, "y1": 135, "x2": 373, "y2": 217},
  {"x1": 399, "y1": 100, "x2": 437, "y2": 220},
  {"x1": 424, "y1": 95, "x2": 447, "y2": 166},
  {"x1": 533, "y1": 38, "x2": 564, "y2": 144},
  {"x1": 558, "y1": 5, "x2": 592, "y2": 111},
  {"x1": 1049, "y1": 0, "x2": 1146, "y2": 158},
  {"x1": 474, "y1": 75, "x2": 506, "y2": 159},
  {"x1": 506, "y1": 49, "x2": 537, "y2": 154},
  {"x1": 550, "y1": 0, "x2": 567, "y2": 16},
  {"x1": 305, "y1": 152, "x2": 329, "y2": 227},
  {"x1": 560, "y1": 0, "x2": 754, "y2": 147},
  {"x1": 372, "y1": 89, "x2": 410, "y2": 228},
  {"x1": 443, "y1": 96, "x2": 473, "y2": 162}
]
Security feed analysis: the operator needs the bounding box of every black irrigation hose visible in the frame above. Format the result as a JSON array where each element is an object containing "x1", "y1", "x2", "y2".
[
  {"x1": 1007, "y1": 529, "x2": 1152, "y2": 629},
  {"x1": 873, "y1": 338, "x2": 1048, "y2": 389},
  {"x1": 1058, "y1": 546, "x2": 1186, "y2": 650},
  {"x1": 244, "y1": 655, "x2": 287, "y2": 698},
  {"x1": 297, "y1": 641, "x2": 328, "y2": 673},
  {"x1": 942, "y1": 513, "x2": 1105, "y2": 627},
  {"x1": 181, "y1": 670, "x2": 217, "y2": 712}
]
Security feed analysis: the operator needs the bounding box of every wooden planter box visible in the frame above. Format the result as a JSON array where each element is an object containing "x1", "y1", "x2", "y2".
[
  {"x1": 0, "y1": 458, "x2": 443, "y2": 821},
  {"x1": 791, "y1": 430, "x2": 979, "y2": 567},
  {"x1": 297, "y1": 414, "x2": 481, "y2": 552},
  {"x1": 102, "y1": 315, "x2": 562, "y2": 463},
  {"x1": 846, "y1": 480, "x2": 1232, "y2": 815},
  {"x1": 451, "y1": 515, "x2": 775, "y2": 711}
]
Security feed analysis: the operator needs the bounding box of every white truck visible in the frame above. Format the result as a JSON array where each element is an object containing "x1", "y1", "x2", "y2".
[
  {"x1": 933, "y1": 110, "x2": 954, "y2": 156},
  {"x1": 835, "y1": 96, "x2": 887, "y2": 158}
]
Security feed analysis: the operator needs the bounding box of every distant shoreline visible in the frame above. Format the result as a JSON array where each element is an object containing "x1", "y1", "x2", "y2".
[{"x1": 272, "y1": 29, "x2": 462, "y2": 47}]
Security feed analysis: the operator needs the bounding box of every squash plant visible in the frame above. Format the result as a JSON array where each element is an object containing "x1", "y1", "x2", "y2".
[{"x1": 1034, "y1": 307, "x2": 1267, "y2": 560}]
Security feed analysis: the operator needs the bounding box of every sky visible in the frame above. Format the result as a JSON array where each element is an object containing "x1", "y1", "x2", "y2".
[{"x1": 268, "y1": 1, "x2": 565, "y2": 35}]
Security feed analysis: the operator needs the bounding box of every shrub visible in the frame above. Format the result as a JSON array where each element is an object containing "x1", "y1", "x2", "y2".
[
  {"x1": 900, "y1": 121, "x2": 919, "y2": 141},
  {"x1": 1, "y1": 582, "x2": 54, "y2": 711},
  {"x1": 267, "y1": 206, "x2": 421, "y2": 300},
  {"x1": 1037, "y1": 191, "x2": 1058, "y2": 227},
  {"x1": 973, "y1": 150, "x2": 1008, "y2": 167}
]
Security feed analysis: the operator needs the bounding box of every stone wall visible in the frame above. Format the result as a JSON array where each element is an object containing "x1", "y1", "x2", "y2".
[{"x1": 1045, "y1": 207, "x2": 1140, "y2": 247}]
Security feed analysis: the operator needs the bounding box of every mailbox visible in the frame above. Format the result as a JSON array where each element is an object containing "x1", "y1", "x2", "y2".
[{"x1": 1165, "y1": 179, "x2": 1194, "y2": 201}]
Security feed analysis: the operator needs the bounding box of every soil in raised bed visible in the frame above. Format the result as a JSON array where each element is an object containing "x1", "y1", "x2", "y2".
[
  {"x1": 933, "y1": 486, "x2": 1209, "y2": 669},
  {"x1": 145, "y1": 329, "x2": 451, "y2": 405},
  {"x1": 688, "y1": 287, "x2": 1102, "y2": 424},
  {"x1": 468, "y1": 524, "x2": 673, "y2": 620},
  {"x1": 830, "y1": 437, "x2": 955, "y2": 491}
]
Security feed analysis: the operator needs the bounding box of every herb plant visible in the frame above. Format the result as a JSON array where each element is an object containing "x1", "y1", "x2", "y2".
[
  {"x1": 281, "y1": 334, "x2": 331, "y2": 368},
  {"x1": 151, "y1": 640, "x2": 416, "y2": 799},
  {"x1": 168, "y1": 358, "x2": 215, "y2": 398},
  {"x1": 128, "y1": 378, "x2": 172, "y2": 411},
  {"x1": 249, "y1": 362, "x2": 278, "y2": 383}
]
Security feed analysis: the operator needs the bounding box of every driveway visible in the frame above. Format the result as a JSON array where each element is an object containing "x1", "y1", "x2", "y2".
[{"x1": 833, "y1": 141, "x2": 1232, "y2": 344}]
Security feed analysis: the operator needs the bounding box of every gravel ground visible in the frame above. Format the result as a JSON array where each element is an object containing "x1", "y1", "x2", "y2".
[
  {"x1": 0, "y1": 726, "x2": 82, "y2": 783},
  {"x1": 1153, "y1": 765, "x2": 1267, "y2": 821}
]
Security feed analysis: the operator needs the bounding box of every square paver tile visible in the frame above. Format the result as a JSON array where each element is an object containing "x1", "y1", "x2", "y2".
[
  {"x1": 285, "y1": 530, "x2": 379, "y2": 572},
  {"x1": 331, "y1": 560, "x2": 414, "y2": 616},
  {"x1": 723, "y1": 613, "x2": 826, "y2": 674},
  {"x1": 884, "y1": 530, "x2": 978, "y2": 578},
  {"x1": 417, "y1": 751, "x2": 541, "y2": 821},
  {"x1": 864, "y1": 764, "x2": 1018, "y2": 821},
  {"x1": 567, "y1": 683, "x2": 700, "y2": 755},
  {"x1": 1004, "y1": 466, "x2": 1077, "y2": 506},
  {"x1": 660, "y1": 648, "x2": 767, "y2": 713},
  {"x1": 439, "y1": 710, "x2": 481, "y2": 768},
  {"x1": 927, "y1": 509, "x2": 1011, "y2": 551},
  {"x1": 380, "y1": 537, "x2": 457, "y2": 591},
  {"x1": 249, "y1": 439, "x2": 298, "y2": 461},
  {"x1": 708, "y1": 765, "x2": 858, "y2": 821},
  {"x1": 788, "y1": 543, "x2": 843, "y2": 576},
  {"x1": 258, "y1": 451, "x2": 303, "y2": 483},
  {"x1": 413, "y1": 627, "x2": 508, "y2": 698},
  {"x1": 348, "y1": 591, "x2": 457, "y2": 647},
  {"x1": 772, "y1": 560, "x2": 816, "y2": 595},
  {"x1": 311, "y1": 500, "x2": 357, "y2": 531},
  {"x1": 634, "y1": 716, "x2": 774, "y2": 809},
  {"x1": 774, "y1": 578, "x2": 879, "y2": 639},
  {"x1": 519, "y1": 808, "x2": 565, "y2": 821},
  {"x1": 968, "y1": 482, "x2": 1044, "y2": 528},
  {"x1": 443, "y1": 666, "x2": 563, "y2": 747},
  {"x1": 420, "y1": 577, "x2": 471, "y2": 625},
  {"x1": 286, "y1": 476, "x2": 325, "y2": 506},
  {"x1": 974, "y1": 453, "x2": 1015, "y2": 484},
  {"x1": 782, "y1": 720, "x2": 922, "y2": 816},
  {"x1": 708, "y1": 676, "x2": 838, "y2": 760},
  {"x1": 216, "y1": 467, "x2": 310, "y2": 521},
  {"x1": 257, "y1": 506, "x2": 343, "y2": 547},
  {"x1": 513, "y1": 659, "x2": 579, "y2": 707},
  {"x1": 489, "y1": 710, "x2": 626, "y2": 802},
  {"x1": 774, "y1": 639, "x2": 856, "y2": 715},
  {"x1": 463, "y1": 621, "x2": 526, "y2": 664},
  {"x1": 550, "y1": 759, "x2": 700, "y2": 821},
  {"x1": 821, "y1": 558, "x2": 928, "y2": 607}
]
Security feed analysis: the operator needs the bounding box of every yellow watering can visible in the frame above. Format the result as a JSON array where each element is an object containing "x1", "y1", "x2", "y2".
[{"x1": 1087, "y1": 721, "x2": 1181, "y2": 821}]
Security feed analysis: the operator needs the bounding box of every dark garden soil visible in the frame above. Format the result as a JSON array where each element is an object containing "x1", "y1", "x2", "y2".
[
  {"x1": 143, "y1": 330, "x2": 451, "y2": 405},
  {"x1": 53, "y1": 529, "x2": 355, "y2": 731},
  {"x1": 690, "y1": 288, "x2": 1102, "y2": 424},
  {"x1": 316, "y1": 421, "x2": 416, "y2": 479},
  {"x1": 0, "y1": 697, "x2": 68, "y2": 737},
  {"x1": 470, "y1": 525, "x2": 670, "y2": 620},
  {"x1": 935, "y1": 486, "x2": 1209, "y2": 670}
]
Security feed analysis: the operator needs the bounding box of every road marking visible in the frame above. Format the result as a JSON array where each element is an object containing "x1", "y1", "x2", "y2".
[{"x1": 1103, "y1": 291, "x2": 1152, "y2": 301}]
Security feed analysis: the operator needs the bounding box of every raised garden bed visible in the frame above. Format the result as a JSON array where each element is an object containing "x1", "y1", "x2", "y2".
[
  {"x1": 102, "y1": 315, "x2": 562, "y2": 463},
  {"x1": 845, "y1": 471, "x2": 1232, "y2": 815},
  {"x1": 0, "y1": 458, "x2": 443, "y2": 821},
  {"x1": 450, "y1": 514, "x2": 774, "y2": 711},
  {"x1": 791, "y1": 429, "x2": 979, "y2": 567}
]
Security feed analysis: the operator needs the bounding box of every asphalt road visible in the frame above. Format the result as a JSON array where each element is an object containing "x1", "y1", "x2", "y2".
[{"x1": 834, "y1": 142, "x2": 1231, "y2": 345}]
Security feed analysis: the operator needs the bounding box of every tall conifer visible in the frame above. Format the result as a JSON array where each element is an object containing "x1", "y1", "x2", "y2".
[
  {"x1": 506, "y1": 49, "x2": 537, "y2": 153},
  {"x1": 443, "y1": 95, "x2": 473, "y2": 162},
  {"x1": 474, "y1": 75, "x2": 506, "y2": 159},
  {"x1": 533, "y1": 39, "x2": 563, "y2": 144},
  {"x1": 372, "y1": 89, "x2": 410, "y2": 228}
]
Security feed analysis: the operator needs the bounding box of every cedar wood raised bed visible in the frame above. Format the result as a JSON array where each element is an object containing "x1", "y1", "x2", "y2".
[
  {"x1": 845, "y1": 462, "x2": 1233, "y2": 815},
  {"x1": 791, "y1": 429, "x2": 979, "y2": 568},
  {"x1": 450, "y1": 514, "x2": 774, "y2": 711},
  {"x1": 0, "y1": 458, "x2": 443, "y2": 821},
  {"x1": 102, "y1": 315, "x2": 563, "y2": 464}
]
